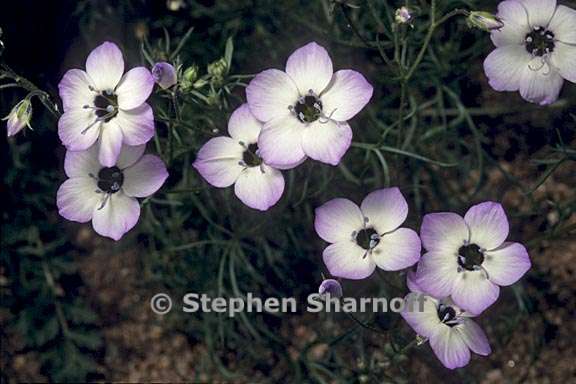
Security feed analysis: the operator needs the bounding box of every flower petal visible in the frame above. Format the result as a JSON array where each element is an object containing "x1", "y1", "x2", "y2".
[
  {"x1": 401, "y1": 292, "x2": 441, "y2": 338},
  {"x1": 550, "y1": 43, "x2": 576, "y2": 83},
  {"x1": 92, "y1": 192, "x2": 140, "y2": 241},
  {"x1": 152, "y1": 62, "x2": 177, "y2": 89},
  {"x1": 114, "y1": 104, "x2": 155, "y2": 146},
  {"x1": 491, "y1": 0, "x2": 531, "y2": 47},
  {"x1": 58, "y1": 109, "x2": 100, "y2": 151},
  {"x1": 519, "y1": 0, "x2": 557, "y2": 27},
  {"x1": 484, "y1": 45, "x2": 532, "y2": 91},
  {"x1": 285, "y1": 42, "x2": 333, "y2": 95},
  {"x1": 320, "y1": 70, "x2": 373, "y2": 121},
  {"x1": 322, "y1": 240, "x2": 375, "y2": 280},
  {"x1": 548, "y1": 5, "x2": 576, "y2": 44},
  {"x1": 98, "y1": 123, "x2": 124, "y2": 167},
  {"x1": 301, "y1": 120, "x2": 352, "y2": 166},
  {"x1": 64, "y1": 145, "x2": 100, "y2": 178},
  {"x1": 122, "y1": 155, "x2": 168, "y2": 198},
  {"x1": 314, "y1": 198, "x2": 363, "y2": 243},
  {"x1": 246, "y1": 69, "x2": 299, "y2": 122},
  {"x1": 57, "y1": 177, "x2": 100, "y2": 223},
  {"x1": 318, "y1": 279, "x2": 343, "y2": 298},
  {"x1": 483, "y1": 242, "x2": 531, "y2": 286},
  {"x1": 420, "y1": 212, "x2": 469, "y2": 252},
  {"x1": 518, "y1": 62, "x2": 564, "y2": 105},
  {"x1": 116, "y1": 67, "x2": 155, "y2": 110},
  {"x1": 415, "y1": 251, "x2": 459, "y2": 298},
  {"x1": 193, "y1": 137, "x2": 244, "y2": 188},
  {"x1": 58, "y1": 69, "x2": 95, "y2": 111},
  {"x1": 233, "y1": 165, "x2": 284, "y2": 211},
  {"x1": 430, "y1": 326, "x2": 471, "y2": 370},
  {"x1": 452, "y1": 271, "x2": 500, "y2": 315},
  {"x1": 86, "y1": 41, "x2": 124, "y2": 91},
  {"x1": 372, "y1": 228, "x2": 421, "y2": 271},
  {"x1": 407, "y1": 269, "x2": 423, "y2": 293},
  {"x1": 464, "y1": 202, "x2": 509, "y2": 251},
  {"x1": 258, "y1": 114, "x2": 307, "y2": 168},
  {"x1": 455, "y1": 319, "x2": 491, "y2": 356},
  {"x1": 116, "y1": 144, "x2": 146, "y2": 169},
  {"x1": 360, "y1": 187, "x2": 408, "y2": 234},
  {"x1": 227, "y1": 103, "x2": 262, "y2": 144}
]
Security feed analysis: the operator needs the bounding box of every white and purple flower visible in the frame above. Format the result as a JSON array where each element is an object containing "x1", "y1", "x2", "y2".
[
  {"x1": 484, "y1": 0, "x2": 576, "y2": 105},
  {"x1": 314, "y1": 188, "x2": 421, "y2": 280},
  {"x1": 193, "y1": 104, "x2": 286, "y2": 211},
  {"x1": 57, "y1": 143, "x2": 168, "y2": 241},
  {"x1": 246, "y1": 42, "x2": 373, "y2": 167},
  {"x1": 414, "y1": 202, "x2": 531, "y2": 315},
  {"x1": 152, "y1": 62, "x2": 178, "y2": 89},
  {"x1": 58, "y1": 41, "x2": 155, "y2": 166}
]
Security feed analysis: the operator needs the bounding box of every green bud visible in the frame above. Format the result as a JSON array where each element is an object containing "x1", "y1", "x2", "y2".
[
  {"x1": 207, "y1": 58, "x2": 228, "y2": 81},
  {"x1": 467, "y1": 11, "x2": 504, "y2": 32},
  {"x1": 180, "y1": 65, "x2": 199, "y2": 90},
  {"x1": 4, "y1": 99, "x2": 32, "y2": 137}
]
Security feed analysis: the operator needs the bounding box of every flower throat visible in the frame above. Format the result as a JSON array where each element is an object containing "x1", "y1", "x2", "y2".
[{"x1": 525, "y1": 26, "x2": 555, "y2": 56}]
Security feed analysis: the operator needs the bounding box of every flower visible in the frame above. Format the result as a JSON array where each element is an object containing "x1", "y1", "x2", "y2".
[
  {"x1": 193, "y1": 104, "x2": 286, "y2": 211},
  {"x1": 395, "y1": 6, "x2": 412, "y2": 24},
  {"x1": 57, "y1": 143, "x2": 168, "y2": 240},
  {"x1": 483, "y1": 0, "x2": 576, "y2": 105},
  {"x1": 467, "y1": 11, "x2": 504, "y2": 31},
  {"x1": 401, "y1": 291, "x2": 491, "y2": 369},
  {"x1": 314, "y1": 188, "x2": 421, "y2": 280},
  {"x1": 152, "y1": 62, "x2": 177, "y2": 89},
  {"x1": 415, "y1": 202, "x2": 531, "y2": 315},
  {"x1": 4, "y1": 98, "x2": 32, "y2": 137},
  {"x1": 318, "y1": 278, "x2": 343, "y2": 298},
  {"x1": 246, "y1": 42, "x2": 373, "y2": 167},
  {"x1": 58, "y1": 41, "x2": 155, "y2": 167}
]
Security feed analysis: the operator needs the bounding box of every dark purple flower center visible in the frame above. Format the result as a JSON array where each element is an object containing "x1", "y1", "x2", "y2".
[
  {"x1": 437, "y1": 304, "x2": 457, "y2": 327},
  {"x1": 97, "y1": 166, "x2": 124, "y2": 193},
  {"x1": 525, "y1": 26, "x2": 555, "y2": 56},
  {"x1": 93, "y1": 93, "x2": 118, "y2": 121},
  {"x1": 242, "y1": 143, "x2": 262, "y2": 167},
  {"x1": 294, "y1": 94, "x2": 323, "y2": 123},
  {"x1": 458, "y1": 243, "x2": 484, "y2": 271},
  {"x1": 356, "y1": 227, "x2": 380, "y2": 250}
]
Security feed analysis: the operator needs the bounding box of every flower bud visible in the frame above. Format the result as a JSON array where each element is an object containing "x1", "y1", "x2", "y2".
[
  {"x1": 467, "y1": 11, "x2": 504, "y2": 31},
  {"x1": 395, "y1": 6, "x2": 412, "y2": 24},
  {"x1": 207, "y1": 58, "x2": 228, "y2": 81},
  {"x1": 318, "y1": 279, "x2": 343, "y2": 298},
  {"x1": 152, "y1": 62, "x2": 177, "y2": 90},
  {"x1": 4, "y1": 99, "x2": 32, "y2": 137}
]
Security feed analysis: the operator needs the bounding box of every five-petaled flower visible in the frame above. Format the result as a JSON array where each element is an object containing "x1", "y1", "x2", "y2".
[
  {"x1": 57, "y1": 143, "x2": 168, "y2": 240},
  {"x1": 193, "y1": 104, "x2": 286, "y2": 211},
  {"x1": 484, "y1": 0, "x2": 576, "y2": 105},
  {"x1": 246, "y1": 42, "x2": 373, "y2": 167},
  {"x1": 314, "y1": 188, "x2": 421, "y2": 280},
  {"x1": 58, "y1": 41, "x2": 155, "y2": 166},
  {"x1": 414, "y1": 202, "x2": 531, "y2": 315}
]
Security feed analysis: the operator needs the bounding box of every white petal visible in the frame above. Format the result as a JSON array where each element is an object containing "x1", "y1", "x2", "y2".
[
  {"x1": 116, "y1": 144, "x2": 146, "y2": 169},
  {"x1": 258, "y1": 114, "x2": 307, "y2": 168},
  {"x1": 415, "y1": 251, "x2": 459, "y2": 298},
  {"x1": 114, "y1": 104, "x2": 155, "y2": 146},
  {"x1": 193, "y1": 137, "x2": 244, "y2": 188},
  {"x1": 233, "y1": 165, "x2": 285, "y2": 211},
  {"x1": 123, "y1": 155, "x2": 168, "y2": 198},
  {"x1": 464, "y1": 202, "x2": 509, "y2": 251},
  {"x1": 227, "y1": 103, "x2": 262, "y2": 144},
  {"x1": 548, "y1": 5, "x2": 576, "y2": 44},
  {"x1": 371, "y1": 228, "x2": 421, "y2": 271},
  {"x1": 58, "y1": 109, "x2": 100, "y2": 151},
  {"x1": 322, "y1": 240, "x2": 375, "y2": 280},
  {"x1": 519, "y1": 60, "x2": 564, "y2": 105},
  {"x1": 115, "y1": 67, "x2": 155, "y2": 110},
  {"x1": 314, "y1": 198, "x2": 364, "y2": 243},
  {"x1": 98, "y1": 123, "x2": 124, "y2": 167},
  {"x1": 429, "y1": 326, "x2": 471, "y2": 369},
  {"x1": 92, "y1": 192, "x2": 140, "y2": 241},
  {"x1": 491, "y1": 0, "x2": 531, "y2": 47},
  {"x1": 246, "y1": 69, "x2": 299, "y2": 122},
  {"x1": 57, "y1": 177, "x2": 100, "y2": 223},
  {"x1": 483, "y1": 46, "x2": 532, "y2": 91},
  {"x1": 285, "y1": 42, "x2": 333, "y2": 95},
  {"x1": 483, "y1": 242, "x2": 531, "y2": 286},
  {"x1": 420, "y1": 213, "x2": 469, "y2": 252},
  {"x1": 58, "y1": 69, "x2": 96, "y2": 112},
  {"x1": 301, "y1": 120, "x2": 352, "y2": 166},
  {"x1": 455, "y1": 319, "x2": 491, "y2": 356},
  {"x1": 64, "y1": 145, "x2": 100, "y2": 178},
  {"x1": 360, "y1": 187, "x2": 408, "y2": 234},
  {"x1": 452, "y1": 271, "x2": 500, "y2": 315},
  {"x1": 320, "y1": 70, "x2": 373, "y2": 121},
  {"x1": 519, "y1": 0, "x2": 557, "y2": 27},
  {"x1": 85, "y1": 42, "x2": 124, "y2": 91},
  {"x1": 550, "y1": 43, "x2": 576, "y2": 83},
  {"x1": 401, "y1": 293, "x2": 442, "y2": 338}
]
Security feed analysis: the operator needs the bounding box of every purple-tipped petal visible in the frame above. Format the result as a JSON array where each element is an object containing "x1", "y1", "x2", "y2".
[
  {"x1": 490, "y1": 1, "x2": 530, "y2": 47},
  {"x1": 114, "y1": 104, "x2": 155, "y2": 146},
  {"x1": 420, "y1": 212, "x2": 468, "y2": 252},
  {"x1": 483, "y1": 242, "x2": 531, "y2": 286},
  {"x1": 98, "y1": 124, "x2": 124, "y2": 167},
  {"x1": 314, "y1": 198, "x2": 363, "y2": 243},
  {"x1": 6, "y1": 114, "x2": 25, "y2": 137},
  {"x1": 407, "y1": 269, "x2": 423, "y2": 293},
  {"x1": 123, "y1": 155, "x2": 168, "y2": 198},
  {"x1": 372, "y1": 228, "x2": 421, "y2": 271},
  {"x1": 116, "y1": 144, "x2": 146, "y2": 169},
  {"x1": 233, "y1": 165, "x2": 285, "y2": 211},
  {"x1": 401, "y1": 292, "x2": 441, "y2": 338},
  {"x1": 320, "y1": 70, "x2": 373, "y2": 121},
  {"x1": 258, "y1": 115, "x2": 307, "y2": 168},
  {"x1": 57, "y1": 177, "x2": 100, "y2": 223},
  {"x1": 456, "y1": 319, "x2": 491, "y2": 356},
  {"x1": 58, "y1": 109, "x2": 100, "y2": 151},
  {"x1": 483, "y1": 46, "x2": 531, "y2": 92},
  {"x1": 520, "y1": 0, "x2": 557, "y2": 27},
  {"x1": 116, "y1": 67, "x2": 155, "y2": 110},
  {"x1": 301, "y1": 120, "x2": 351, "y2": 166},
  {"x1": 551, "y1": 43, "x2": 576, "y2": 83},
  {"x1": 360, "y1": 187, "x2": 408, "y2": 234},
  {"x1": 92, "y1": 192, "x2": 140, "y2": 241},
  {"x1": 518, "y1": 63, "x2": 564, "y2": 105},
  {"x1": 285, "y1": 42, "x2": 333, "y2": 95},
  {"x1": 64, "y1": 145, "x2": 100, "y2": 178},
  {"x1": 193, "y1": 136, "x2": 244, "y2": 188},
  {"x1": 86, "y1": 41, "x2": 124, "y2": 91},
  {"x1": 415, "y1": 251, "x2": 459, "y2": 298},
  {"x1": 227, "y1": 103, "x2": 262, "y2": 144},
  {"x1": 548, "y1": 5, "x2": 576, "y2": 47},
  {"x1": 464, "y1": 202, "x2": 509, "y2": 251},
  {"x1": 246, "y1": 69, "x2": 299, "y2": 122},
  {"x1": 58, "y1": 69, "x2": 95, "y2": 112},
  {"x1": 152, "y1": 62, "x2": 177, "y2": 89},
  {"x1": 322, "y1": 241, "x2": 375, "y2": 280},
  {"x1": 451, "y1": 272, "x2": 500, "y2": 315},
  {"x1": 318, "y1": 279, "x2": 343, "y2": 298},
  {"x1": 429, "y1": 326, "x2": 471, "y2": 370}
]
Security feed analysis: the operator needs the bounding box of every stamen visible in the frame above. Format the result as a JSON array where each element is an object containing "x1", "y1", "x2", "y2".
[{"x1": 98, "y1": 193, "x2": 111, "y2": 210}]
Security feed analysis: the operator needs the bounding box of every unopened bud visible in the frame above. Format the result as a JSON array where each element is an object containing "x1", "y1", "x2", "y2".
[
  {"x1": 152, "y1": 62, "x2": 177, "y2": 89},
  {"x1": 467, "y1": 11, "x2": 504, "y2": 31},
  {"x1": 4, "y1": 99, "x2": 32, "y2": 137},
  {"x1": 395, "y1": 6, "x2": 412, "y2": 24},
  {"x1": 207, "y1": 58, "x2": 228, "y2": 81}
]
